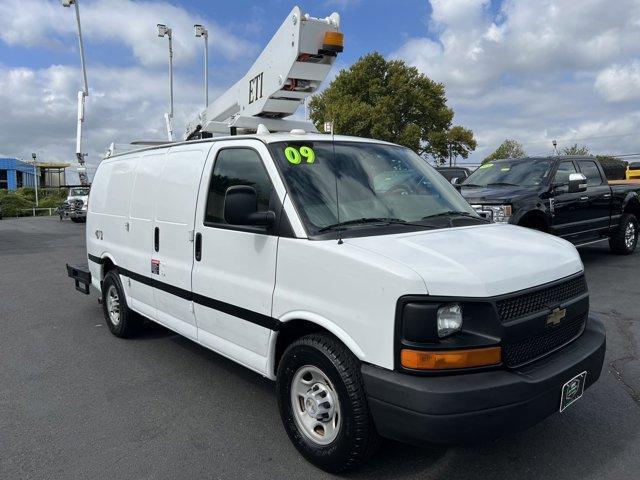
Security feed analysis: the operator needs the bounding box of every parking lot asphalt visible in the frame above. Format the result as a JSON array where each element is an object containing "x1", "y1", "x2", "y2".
[{"x1": 1, "y1": 216, "x2": 639, "y2": 479}]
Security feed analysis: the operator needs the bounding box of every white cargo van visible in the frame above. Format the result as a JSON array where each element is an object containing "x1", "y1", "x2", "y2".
[{"x1": 68, "y1": 133, "x2": 606, "y2": 472}]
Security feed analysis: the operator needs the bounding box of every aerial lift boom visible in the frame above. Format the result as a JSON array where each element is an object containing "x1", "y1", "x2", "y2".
[
  {"x1": 62, "y1": 0, "x2": 90, "y2": 185},
  {"x1": 185, "y1": 6, "x2": 343, "y2": 139}
]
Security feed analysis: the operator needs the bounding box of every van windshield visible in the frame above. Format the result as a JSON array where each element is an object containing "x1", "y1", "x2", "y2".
[{"x1": 269, "y1": 141, "x2": 479, "y2": 236}]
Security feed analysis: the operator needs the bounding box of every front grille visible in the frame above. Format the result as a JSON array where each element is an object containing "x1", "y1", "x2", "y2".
[
  {"x1": 496, "y1": 275, "x2": 587, "y2": 321},
  {"x1": 503, "y1": 314, "x2": 587, "y2": 368}
]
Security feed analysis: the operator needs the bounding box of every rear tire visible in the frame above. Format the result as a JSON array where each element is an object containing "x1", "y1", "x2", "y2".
[
  {"x1": 276, "y1": 333, "x2": 379, "y2": 473},
  {"x1": 609, "y1": 213, "x2": 638, "y2": 255},
  {"x1": 101, "y1": 270, "x2": 140, "y2": 338}
]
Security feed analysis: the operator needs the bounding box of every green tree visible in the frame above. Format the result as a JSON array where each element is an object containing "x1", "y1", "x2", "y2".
[
  {"x1": 596, "y1": 155, "x2": 628, "y2": 180},
  {"x1": 483, "y1": 139, "x2": 526, "y2": 163},
  {"x1": 309, "y1": 52, "x2": 474, "y2": 161},
  {"x1": 562, "y1": 144, "x2": 590, "y2": 155}
]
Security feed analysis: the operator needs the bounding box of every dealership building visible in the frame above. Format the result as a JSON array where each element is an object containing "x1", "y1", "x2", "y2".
[{"x1": 0, "y1": 157, "x2": 69, "y2": 190}]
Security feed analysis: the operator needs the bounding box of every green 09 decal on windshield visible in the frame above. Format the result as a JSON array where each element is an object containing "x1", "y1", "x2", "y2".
[{"x1": 285, "y1": 146, "x2": 316, "y2": 165}]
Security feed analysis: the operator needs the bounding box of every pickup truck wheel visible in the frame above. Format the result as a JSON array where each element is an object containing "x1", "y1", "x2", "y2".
[
  {"x1": 101, "y1": 270, "x2": 140, "y2": 338},
  {"x1": 609, "y1": 214, "x2": 638, "y2": 255},
  {"x1": 276, "y1": 334, "x2": 379, "y2": 473}
]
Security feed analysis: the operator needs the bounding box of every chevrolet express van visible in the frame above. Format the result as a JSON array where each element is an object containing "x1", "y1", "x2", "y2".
[{"x1": 68, "y1": 133, "x2": 606, "y2": 472}]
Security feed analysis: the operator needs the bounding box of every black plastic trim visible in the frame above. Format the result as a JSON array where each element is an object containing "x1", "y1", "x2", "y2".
[
  {"x1": 87, "y1": 255, "x2": 281, "y2": 331},
  {"x1": 364, "y1": 317, "x2": 606, "y2": 445}
]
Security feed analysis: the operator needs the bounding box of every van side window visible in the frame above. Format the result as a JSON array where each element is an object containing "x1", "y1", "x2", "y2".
[
  {"x1": 205, "y1": 148, "x2": 273, "y2": 225},
  {"x1": 578, "y1": 161, "x2": 603, "y2": 186},
  {"x1": 554, "y1": 161, "x2": 577, "y2": 185}
]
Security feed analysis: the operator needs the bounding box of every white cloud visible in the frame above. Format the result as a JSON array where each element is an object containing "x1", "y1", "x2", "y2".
[
  {"x1": 392, "y1": 0, "x2": 640, "y2": 161},
  {"x1": 595, "y1": 61, "x2": 640, "y2": 102},
  {"x1": 0, "y1": 63, "x2": 210, "y2": 182},
  {"x1": 0, "y1": 0, "x2": 255, "y2": 67}
]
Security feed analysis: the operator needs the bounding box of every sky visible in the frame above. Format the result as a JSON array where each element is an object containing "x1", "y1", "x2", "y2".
[{"x1": 1, "y1": 0, "x2": 639, "y2": 182}]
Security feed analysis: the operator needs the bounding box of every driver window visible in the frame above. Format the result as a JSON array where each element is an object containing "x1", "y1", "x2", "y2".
[
  {"x1": 204, "y1": 148, "x2": 273, "y2": 225},
  {"x1": 554, "y1": 161, "x2": 577, "y2": 185}
]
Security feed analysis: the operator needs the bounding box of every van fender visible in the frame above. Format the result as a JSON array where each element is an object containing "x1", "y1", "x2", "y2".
[
  {"x1": 265, "y1": 311, "x2": 366, "y2": 380},
  {"x1": 88, "y1": 252, "x2": 118, "y2": 292}
]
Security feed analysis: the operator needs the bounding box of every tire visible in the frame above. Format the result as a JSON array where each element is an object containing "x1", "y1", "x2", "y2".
[
  {"x1": 101, "y1": 270, "x2": 140, "y2": 338},
  {"x1": 276, "y1": 334, "x2": 379, "y2": 473},
  {"x1": 609, "y1": 213, "x2": 639, "y2": 255},
  {"x1": 70, "y1": 217, "x2": 80, "y2": 223}
]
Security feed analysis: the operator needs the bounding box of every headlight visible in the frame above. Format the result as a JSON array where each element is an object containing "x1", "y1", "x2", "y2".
[
  {"x1": 473, "y1": 204, "x2": 512, "y2": 223},
  {"x1": 437, "y1": 303, "x2": 462, "y2": 338}
]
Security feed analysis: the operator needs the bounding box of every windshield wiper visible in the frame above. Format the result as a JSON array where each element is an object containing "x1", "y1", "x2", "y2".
[
  {"x1": 487, "y1": 182, "x2": 518, "y2": 186},
  {"x1": 421, "y1": 211, "x2": 490, "y2": 223},
  {"x1": 460, "y1": 183, "x2": 484, "y2": 188},
  {"x1": 318, "y1": 217, "x2": 434, "y2": 233}
]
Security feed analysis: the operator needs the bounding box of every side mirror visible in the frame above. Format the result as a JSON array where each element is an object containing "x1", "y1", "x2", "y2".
[
  {"x1": 223, "y1": 185, "x2": 275, "y2": 227},
  {"x1": 568, "y1": 173, "x2": 588, "y2": 193},
  {"x1": 451, "y1": 177, "x2": 461, "y2": 185}
]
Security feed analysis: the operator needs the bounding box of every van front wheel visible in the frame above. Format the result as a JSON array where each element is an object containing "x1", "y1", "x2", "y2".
[
  {"x1": 101, "y1": 270, "x2": 140, "y2": 338},
  {"x1": 276, "y1": 334, "x2": 379, "y2": 473}
]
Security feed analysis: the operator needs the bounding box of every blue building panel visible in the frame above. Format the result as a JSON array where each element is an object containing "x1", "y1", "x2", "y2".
[{"x1": 0, "y1": 157, "x2": 36, "y2": 190}]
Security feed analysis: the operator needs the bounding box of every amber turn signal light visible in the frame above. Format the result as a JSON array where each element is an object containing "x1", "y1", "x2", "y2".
[
  {"x1": 322, "y1": 31, "x2": 344, "y2": 52},
  {"x1": 401, "y1": 347, "x2": 501, "y2": 370}
]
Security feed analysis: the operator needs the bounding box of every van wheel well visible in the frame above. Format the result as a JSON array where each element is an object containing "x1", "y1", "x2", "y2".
[
  {"x1": 274, "y1": 320, "x2": 336, "y2": 376},
  {"x1": 519, "y1": 212, "x2": 548, "y2": 233},
  {"x1": 101, "y1": 258, "x2": 116, "y2": 281}
]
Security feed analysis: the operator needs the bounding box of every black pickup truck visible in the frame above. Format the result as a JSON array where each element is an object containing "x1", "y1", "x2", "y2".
[{"x1": 459, "y1": 156, "x2": 640, "y2": 254}]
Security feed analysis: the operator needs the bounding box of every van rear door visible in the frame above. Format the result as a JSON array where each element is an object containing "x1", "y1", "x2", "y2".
[{"x1": 151, "y1": 145, "x2": 210, "y2": 341}]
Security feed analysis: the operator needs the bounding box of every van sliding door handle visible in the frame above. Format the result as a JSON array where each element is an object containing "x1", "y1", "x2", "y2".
[
  {"x1": 154, "y1": 227, "x2": 160, "y2": 252},
  {"x1": 195, "y1": 233, "x2": 202, "y2": 261}
]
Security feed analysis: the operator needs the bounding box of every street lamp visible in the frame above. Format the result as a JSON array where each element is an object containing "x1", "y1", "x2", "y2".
[
  {"x1": 31, "y1": 153, "x2": 39, "y2": 207},
  {"x1": 194, "y1": 24, "x2": 209, "y2": 107},
  {"x1": 157, "y1": 24, "x2": 174, "y2": 141}
]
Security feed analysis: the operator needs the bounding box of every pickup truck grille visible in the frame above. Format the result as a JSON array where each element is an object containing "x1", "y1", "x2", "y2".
[
  {"x1": 503, "y1": 313, "x2": 587, "y2": 368},
  {"x1": 496, "y1": 275, "x2": 588, "y2": 321}
]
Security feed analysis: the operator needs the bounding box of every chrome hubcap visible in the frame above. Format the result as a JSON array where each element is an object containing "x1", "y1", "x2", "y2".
[
  {"x1": 290, "y1": 365, "x2": 341, "y2": 445},
  {"x1": 624, "y1": 222, "x2": 636, "y2": 249},
  {"x1": 106, "y1": 285, "x2": 121, "y2": 326}
]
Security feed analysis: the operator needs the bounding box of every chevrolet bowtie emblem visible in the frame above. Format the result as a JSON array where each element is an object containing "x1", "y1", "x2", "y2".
[{"x1": 547, "y1": 307, "x2": 566, "y2": 326}]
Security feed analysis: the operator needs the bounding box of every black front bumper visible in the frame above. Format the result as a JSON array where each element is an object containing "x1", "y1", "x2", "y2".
[{"x1": 362, "y1": 316, "x2": 606, "y2": 445}]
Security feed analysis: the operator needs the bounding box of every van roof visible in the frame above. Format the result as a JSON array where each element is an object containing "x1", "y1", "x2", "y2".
[{"x1": 106, "y1": 133, "x2": 398, "y2": 159}]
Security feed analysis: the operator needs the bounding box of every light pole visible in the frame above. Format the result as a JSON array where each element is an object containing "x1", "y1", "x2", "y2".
[
  {"x1": 553, "y1": 139, "x2": 558, "y2": 156},
  {"x1": 194, "y1": 24, "x2": 209, "y2": 107},
  {"x1": 31, "y1": 153, "x2": 39, "y2": 207},
  {"x1": 158, "y1": 24, "x2": 174, "y2": 140}
]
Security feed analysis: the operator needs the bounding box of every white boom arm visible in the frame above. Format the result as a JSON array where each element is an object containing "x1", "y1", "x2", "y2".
[
  {"x1": 185, "y1": 6, "x2": 343, "y2": 139},
  {"x1": 63, "y1": 0, "x2": 90, "y2": 185}
]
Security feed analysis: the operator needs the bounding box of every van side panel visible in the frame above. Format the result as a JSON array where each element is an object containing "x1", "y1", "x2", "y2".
[
  {"x1": 151, "y1": 145, "x2": 209, "y2": 341},
  {"x1": 87, "y1": 157, "x2": 135, "y2": 293},
  {"x1": 127, "y1": 151, "x2": 164, "y2": 320}
]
